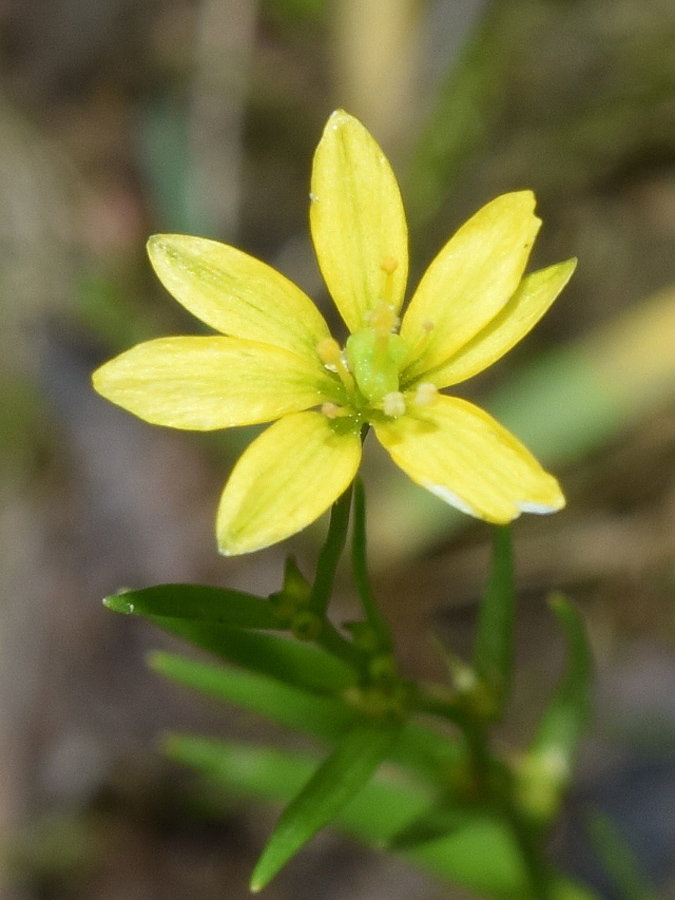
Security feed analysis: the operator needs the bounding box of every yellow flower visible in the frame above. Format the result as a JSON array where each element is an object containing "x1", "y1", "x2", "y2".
[{"x1": 93, "y1": 110, "x2": 575, "y2": 555}]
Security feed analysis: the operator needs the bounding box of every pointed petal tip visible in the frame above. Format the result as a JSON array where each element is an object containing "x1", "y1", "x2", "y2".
[
  {"x1": 91, "y1": 360, "x2": 120, "y2": 401},
  {"x1": 498, "y1": 189, "x2": 540, "y2": 230},
  {"x1": 311, "y1": 106, "x2": 408, "y2": 333},
  {"x1": 146, "y1": 232, "x2": 170, "y2": 256},
  {"x1": 511, "y1": 188, "x2": 536, "y2": 208},
  {"x1": 486, "y1": 188, "x2": 537, "y2": 216},
  {"x1": 91, "y1": 366, "x2": 103, "y2": 393},
  {"x1": 217, "y1": 542, "x2": 235, "y2": 557},
  {"x1": 146, "y1": 233, "x2": 179, "y2": 270},
  {"x1": 325, "y1": 108, "x2": 355, "y2": 128},
  {"x1": 519, "y1": 495, "x2": 566, "y2": 516}
]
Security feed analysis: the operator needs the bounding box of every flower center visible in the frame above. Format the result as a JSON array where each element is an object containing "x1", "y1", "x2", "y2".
[
  {"x1": 344, "y1": 258, "x2": 409, "y2": 406},
  {"x1": 317, "y1": 257, "x2": 439, "y2": 422}
]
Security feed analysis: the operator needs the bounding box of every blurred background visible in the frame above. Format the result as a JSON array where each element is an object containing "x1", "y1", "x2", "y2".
[{"x1": 1, "y1": 0, "x2": 675, "y2": 897}]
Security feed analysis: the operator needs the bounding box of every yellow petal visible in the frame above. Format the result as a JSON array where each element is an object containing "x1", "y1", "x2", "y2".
[
  {"x1": 217, "y1": 412, "x2": 362, "y2": 554},
  {"x1": 92, "y1": 336, "x2": 340, "y2": 429},
  {"x1": 310, "y1": 110, "x2": 408, "y2": 333},
  {"x1": 416, "y1": 258, "x2": 577, "y2": 389},
  {"x1": 147, "y1": 235, "x2": 331, "y2": 356},
  {"x1": 400, "y1": 192, "x2": 541, "y2": 380},
  {"x1": 374, "y1": 395, "x2": 564, "y2": 523}
]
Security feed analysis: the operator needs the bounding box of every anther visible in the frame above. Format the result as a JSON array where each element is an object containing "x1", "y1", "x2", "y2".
[
  {"x1": 414, "y1": 382, "x2": 438, "y2": 406},
  {"x1": 382, "y1": 391, "x2": 406, "y2": 418},
  {"x1": 380, "y1": 256, "x2": 399, "y2": 311},
  {"x1": 321, "y1": 402, "x2": 348, "y2": 419},
  {"x1": 316, "y1": 337, "x2": 356, "y2": 393},
  {"x1": 316, "y1": 337, "x2": 342, "y2": 371}
]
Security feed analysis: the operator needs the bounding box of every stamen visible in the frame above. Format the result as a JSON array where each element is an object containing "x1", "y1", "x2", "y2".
[
  {"x1": 368, "y1": 304, "x2": 399, "y2": 336},
  {"x1": 403, "y1": 319, "x2": 435, "y2": 369},
  {"x1": 321, "y1": 402, "x2": 350, "y2": 419},
  {"x1": 316, "y1": 337, "x2": 342, "y2": 371},
  {"x1": 414, "y1": 382, "x2": 438, "y2": 406},
  {"x1": 380, "y1": 255, "x2": 398, "y2": 313},
  {"x1": 316, "y1": 337, "x2": 355, "y2": 392},
  {"x1": 382, "y1": 391, "x2": 406, "y2": 418}
]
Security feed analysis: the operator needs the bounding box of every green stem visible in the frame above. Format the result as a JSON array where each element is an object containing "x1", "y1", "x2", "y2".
[
  {"x1": 412, "y1": 682, "x2": 465, "y2": 726},
  {"x1": 503, "y1": 805, "x2": 551, "y2": 900},
  {"x1": 418, "y1": 676, "x2": 551, "y2": 900},
  {"x1": 351, "y1": 479, "x2": 393, "y2": 651},
  {"x1": 309, "y1": 484, "x2": 353, "y2": 617},
  {"x1": 317, "y1": 619, "x2": 366, "y2": 672}
]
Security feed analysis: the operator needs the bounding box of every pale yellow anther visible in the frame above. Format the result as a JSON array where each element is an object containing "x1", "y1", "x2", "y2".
[
  {"x1": 382, "y1": 391, "x2": 406, "y2": 418},
  {"x1": 316, "y1": 337, "x2": 343, "y2": 371},
  {"x1": 321, "y1": 401, "x2": 349, "y2": 419},
  {"x1": 316, "y1": 337, "x2": 355, "y2": 393},
  {"x1": 414, "y1": 382, "x2": 438, "y2": 406},
  {"x1": 378, "y1": 255, "x2": 400, "y2": 312}
]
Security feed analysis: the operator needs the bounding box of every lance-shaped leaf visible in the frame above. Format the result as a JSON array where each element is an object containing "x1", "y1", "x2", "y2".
[
  {"x1": 149, "y1": 650, "x2": 356, "y2": 738},
  {"x1": 150, "y1": 651, "x2": 462, "y2": 780},
  {"x1": 165, "y1": 737, "x2": 597, "y2": 900},
  {"x1": 387, "y1": 800, "x2": 474, "y2": 850},
  {"x1": 473, "y1": 525, "x2": 515, "y2": 715},
  {"x1": 140, "y1": 614, "x2": 356, "y2": 696},
  {"x1": 250, "y1": 719, "x2": 401, "y2": 891},
  {"x1": 104, "y1": 584, "x2": 279, "y2": 629}
]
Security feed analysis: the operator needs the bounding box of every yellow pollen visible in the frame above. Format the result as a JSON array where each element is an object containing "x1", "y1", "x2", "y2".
[
  {"x1": 382, "y1": 391, "x2": 405, "y2": 417},
  {"x1": 380, "y1": 256, "x2": 398, "y2": 274}
]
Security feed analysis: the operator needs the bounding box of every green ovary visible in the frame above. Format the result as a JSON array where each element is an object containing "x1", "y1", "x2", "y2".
[{"x1": 345, "y1": 327, "x2": 409, "y2": 404}]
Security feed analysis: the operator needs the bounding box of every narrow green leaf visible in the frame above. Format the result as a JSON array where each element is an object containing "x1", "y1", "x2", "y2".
[
  {"x1": 151, "y1": 649, "x2": 462, "y2": 781},
  {"x1": 473, "y1": 525, "x2": 515, "y2": 714},
  {"x1": 533, "y1": 594, "x2": 593, "y2": 761},
  {"x1": 395, "y1": 721, "x2": 464, "y2": 781},
  {"x1": 147, "y1": 617, "x2": 357, "y2": 695},
  {"x1": 164, "y1": 736, "x2": 599, "y2": 900},
  {"x1": 104, "y1": 583, "x2": 278, "y2": 629},
  {"x1": 163, "y1": 736, "x2": 527, "y2": 897},
  {"x1": 149, "y1": 650, "x2": 356, "y2": 737},
  {"x1": 250, "y1": 720, "x2": 401, "y2": 891},
  {"x1": 387, "y1": 801, "x2": 473, "y2": 850}
]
